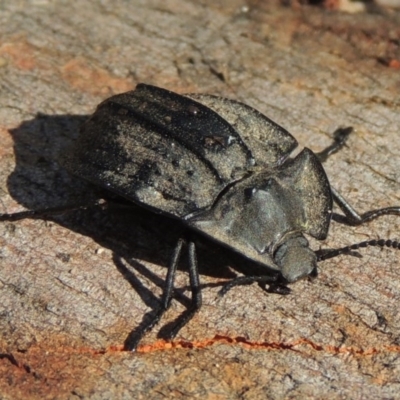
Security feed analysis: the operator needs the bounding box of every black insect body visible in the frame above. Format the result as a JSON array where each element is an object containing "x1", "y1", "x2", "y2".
[
  {"x1": 2, "y1": 84, "x2": 400, "y2": 350},
  {"x1": 66, "y1": 84, "x2": 332, "y2": 284}
]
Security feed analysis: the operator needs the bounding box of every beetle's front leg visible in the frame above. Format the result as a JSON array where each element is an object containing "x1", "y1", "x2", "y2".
[
  {"x1": 315, "y1": 127, "x2": 400, "y2": 225},
  {"x1": 331, "y1": 187, "x2": 400, "y2": 226},
  {"x1": 217, "y1": 274, "x2": 287, "y2": 297},
  {"x1": 316, "y1": 127, "x2": 353, "y2": 163}
]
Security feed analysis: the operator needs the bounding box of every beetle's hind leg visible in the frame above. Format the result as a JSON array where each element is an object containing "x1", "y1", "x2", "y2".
[
  {"x1": 124, "y1": 237, "x2": 202, "y2": 351},
  {"x1": 331, "y1": 187, "x2": 400, "y2": 225},
  {"x1": 0, "y1": 199, "x2": 108, "y2": 222}
]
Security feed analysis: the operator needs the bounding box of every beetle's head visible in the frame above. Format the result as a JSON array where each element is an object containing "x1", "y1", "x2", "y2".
[{"x1": 274, "y1": 235, "x2": 317, "y2": 283}]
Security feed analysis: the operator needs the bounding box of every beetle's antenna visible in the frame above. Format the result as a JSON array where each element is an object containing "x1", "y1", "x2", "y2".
[{"x1": 316, "y1": 239, "x2": 400, "y2": 262}]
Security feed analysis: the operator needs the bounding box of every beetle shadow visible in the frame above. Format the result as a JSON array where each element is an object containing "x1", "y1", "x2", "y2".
[{"x1": 4, "y1": 113, "x2": 268, "y2": 339}]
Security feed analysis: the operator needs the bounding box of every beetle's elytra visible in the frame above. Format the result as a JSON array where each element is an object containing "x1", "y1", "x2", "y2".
[{"x1": 2, "y1": 83, "x2": 400, "y2": 350}]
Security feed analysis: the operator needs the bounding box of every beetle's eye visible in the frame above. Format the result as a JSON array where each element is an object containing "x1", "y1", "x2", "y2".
[{"x1": 244, "y1": 187, "x2": 257, "y2": 201}]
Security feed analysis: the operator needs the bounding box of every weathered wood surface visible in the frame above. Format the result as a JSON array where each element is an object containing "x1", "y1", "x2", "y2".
[{"x1": 0, "y1": 1, "x2": 400, "y2": 398}]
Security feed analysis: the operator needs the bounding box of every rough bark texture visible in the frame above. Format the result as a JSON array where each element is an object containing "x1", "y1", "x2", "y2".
[{"x1": 1, "y1": 1, "x2": 400, "y2": 398}]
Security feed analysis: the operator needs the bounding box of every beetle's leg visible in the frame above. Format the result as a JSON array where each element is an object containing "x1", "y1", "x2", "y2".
[
  {"x1": 331, "y1": 187, "x2": 400, "y2": 225},
  {"x1": 217, "y1": 274, "x2": 285, "y2": 297},
  {"x1": 316, "y1": 127, "x2": 353, "y2": 163},
  {"x1": 314, "y1": 127, "x2": 400, "y2": 224},
  {"x1": 316, "y1": 128, "x2": 400, "y2": 224},
  {"x1": 165, "y1": 240, "x2": 202, "y2": 339},
  {"x1": 0, "y1": 199, "x2": 108, "y2": 222},
  {"x1": 124, "y1": 237, "x2": 185, "y2": 351}
]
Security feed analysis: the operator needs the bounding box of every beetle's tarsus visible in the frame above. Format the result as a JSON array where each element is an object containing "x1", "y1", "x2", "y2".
[
  {"x1": 316, "y1": 126, "x2": 353, "y2": 163},
  {"x1": 266, "y1": 283, "x2": 291, "y2": 295},
  {"x1": 123, "y1": 307, "x2": 168, "y2": 351},
  {"x1": 162, "y1": 303, "x2": 202, "y2": 340}
]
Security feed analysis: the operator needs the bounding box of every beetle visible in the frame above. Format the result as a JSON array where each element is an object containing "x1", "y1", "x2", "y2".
[{"x1": 1, "y1": 83, "x2": 400, "y2": 350}]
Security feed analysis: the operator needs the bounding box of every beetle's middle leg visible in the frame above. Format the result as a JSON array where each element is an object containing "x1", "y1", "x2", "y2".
[
  {"x1": 124, "y1": 236, "x2": 202, "y2": 350},
  {"x1": 123, "y1": 237, "x2": 185, "y2": 350},
  {"x1": 164, "y1": 240, "x2": 202, "y2": 340}
]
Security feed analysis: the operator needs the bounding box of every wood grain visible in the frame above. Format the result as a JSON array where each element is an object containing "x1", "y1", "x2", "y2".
[{"x1": 0, "y1": 1, "x2": 400, "y2": 398}]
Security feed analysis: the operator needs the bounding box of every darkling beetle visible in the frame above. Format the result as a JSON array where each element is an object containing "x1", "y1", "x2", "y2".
[{"x1": 1, "y1": 83, "x2": 400, "y2": 351}]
